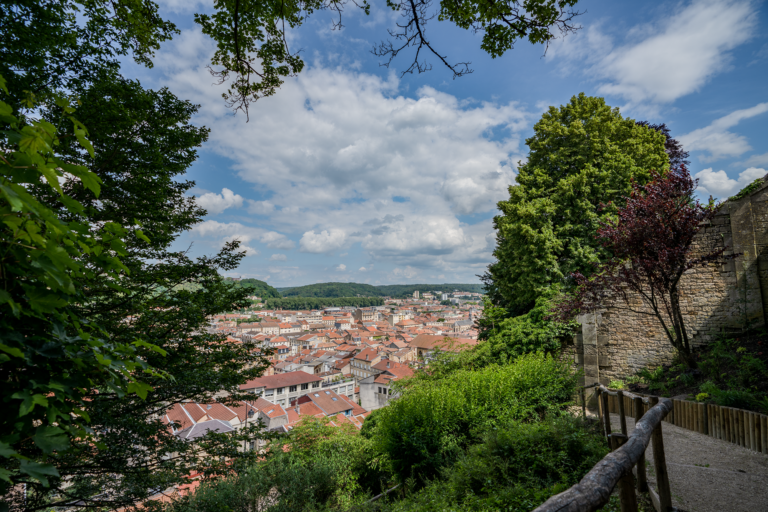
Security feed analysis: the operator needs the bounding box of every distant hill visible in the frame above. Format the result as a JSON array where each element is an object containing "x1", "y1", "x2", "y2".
[
  {"x1": 225, "y1": 278, "x2": 282, "y2": 299},
  {"x1": 278, "y1": 282, "x2": 484, "y2": 299}
]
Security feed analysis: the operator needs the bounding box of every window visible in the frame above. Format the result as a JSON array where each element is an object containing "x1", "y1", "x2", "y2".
[
  {"x1": 301, "y1": 383, "x2": 308, "y2": 390},
  {"x1": 312, "y1": 382, "x2": 319, "y2": 388},
  {"x1": 378, "y1": 387, "x2": 382, "y2": 394},
  {"x1": 277, "y1": 387, "x2": 284, "y2": 394},
  {"x1": 289, "y1": 385, "x2": 297, "y2": 392}
]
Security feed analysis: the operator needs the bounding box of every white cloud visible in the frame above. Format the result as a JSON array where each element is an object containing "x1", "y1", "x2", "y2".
[
  {"x1": 359, "y1": 266, "x2": 367, "y2": 271},
  {"x1": 553, "y1": 0, "x2": 757, "y2": 105},
  {"x1": 155, "y1": 29, "x2": 529, "y2": 280},
  {"x1": 694, "y1": 167, "x2": 766, "y2": 198},
  {"x1": 335, "y1": 264, "x2": 347, "y2": 271},
  {"x1": 679, "y1": 102, "x2": 768, "y2": 161},
  {"x1": 247, "y1": 200, "x2": 276, "y2": 215},
  {"x1": 300, "y1": 229, "x2": 347, "y2": 253},
  {"x1": 270, "y1": 254, "x2": 287, "y2": 261},
  {"x1": 190, "y1": 220, "x2": 295, "y2": 251},
  {"x1": 196, "y1": 188, "x2": 244, "y2": 214},
  {"x1": 739, "y1": 152, "x2": 768, "y2": 168}
]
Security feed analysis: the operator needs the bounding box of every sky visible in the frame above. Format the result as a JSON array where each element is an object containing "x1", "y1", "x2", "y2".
[{"x1": 123, "y1": 0, "x2": 768, "y2": 287}]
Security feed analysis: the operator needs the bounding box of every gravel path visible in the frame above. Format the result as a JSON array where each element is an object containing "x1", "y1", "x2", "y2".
[{"x1": 605, "y1": 412, "x2": 768, "y2": 512}]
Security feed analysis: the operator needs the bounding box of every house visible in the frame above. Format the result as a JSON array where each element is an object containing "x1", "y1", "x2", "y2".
[
  {"x1": 259, "y1": 322, "x2": 280, "y2": 335},
  {"x1": 353, "y1": 308, "x2": 377, "y2": 322},
  {"x1": 410, "y1": 334, "x2": 477, "y2": 358},
  {"x1": 350, "y1": 347, "x2": 382, "y2": 381},
  {"x1": 240, "y1": 371, "x2": 323, "y2": 407}
]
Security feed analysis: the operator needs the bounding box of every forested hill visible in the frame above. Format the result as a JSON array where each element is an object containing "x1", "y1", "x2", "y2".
[
  {"x1": 225, "y1": 278, "x2": 282, "y2": 299},
  {"x1": 278, "y1": 282, "x2": 485, "y2": 298}
]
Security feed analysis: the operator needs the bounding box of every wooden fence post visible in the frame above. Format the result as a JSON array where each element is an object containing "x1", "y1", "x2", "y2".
[
  {"x1": 602, "y1": 391, "x2": 612, "y2": 443},
  {"x1": 610, "y1": 434, "x2": 639, "y2": 512},
  {"x1": 749, "y1": 411, "x2": 757, "y2": 451},
  {"x1": 762, "y1": 415, "x2": 768, "y2": 455},
  {"x1": 699, "y1": 403, "x2": 707, "y2": 436},
  {"x1": 737, "y1": 410, "x2": 744, "y2": 447},
  {"x1": 650, "y1": 397, "x2": 673, "y2": 512},
  {"x1": 633, "y1": 396, "x2": 648, "y2": 493},
  {"x1": 617, "y1": 391, "x2": 628, "y2": 437}
]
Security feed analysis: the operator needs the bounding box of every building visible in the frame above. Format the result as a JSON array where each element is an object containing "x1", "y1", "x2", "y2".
[
  {"x1": 240, "y1": 372, "x2": 323, "y2": 407},
  {"x1": 350, "y1": 347, "x2": 381, "y2": 381},
  {"x1": 353, "y1": 308, "x2": 376, "y2": 323},
  {"x1": 359, "y1": 361, "x2": 414, "y2": 410},
  {"x1": 413, "y1": 290, "x2": 419, "y2": 299},
  {"x1": 410, "y1": 334, "x2": 477, "y2": 358}
]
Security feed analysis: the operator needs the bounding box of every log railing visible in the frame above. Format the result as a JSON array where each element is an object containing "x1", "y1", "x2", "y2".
[{"x1": 533, "y1": 385, "x2": 673, "y2": 512}]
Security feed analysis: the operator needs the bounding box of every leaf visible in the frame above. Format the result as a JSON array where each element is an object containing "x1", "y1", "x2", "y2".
[
  {"x1": 74, "y1": 127, "x2": 95, "y2": 158},
  {"x1": 19, "y1": 460, "x2": 59, "y2": 487},
  {"x1": 133, "y1": 339, "x2": 167, "y2": 356},
  {"x1": 0, "y1": 441, "x2": 15, "y2": 458},
  {"x1": 0, "y1": 76, "x2": 8, "y2": 94},
  {"x1": 13, "y1": 392, "x2": 48, "y2": 416},
  {"x1": 33, "y1": 426, "x2": 70, "y2": 454},
  {"x1": 24, "y1": 287, "x2": 69, "y2": 313},
  {"x1": 127, "y1": 381, "x2": 154, "y2": 400},
  {"x1": 135, "y1": 229, "x2": 151, "y2": 243},
  {"x1": 0, "y1": 343, "x2": 23, "y2": 358}
]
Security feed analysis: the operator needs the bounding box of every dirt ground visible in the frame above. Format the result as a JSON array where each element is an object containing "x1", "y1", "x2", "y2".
[{"x1": 605, "y1": 412, "x2": 768, "y2": 512}]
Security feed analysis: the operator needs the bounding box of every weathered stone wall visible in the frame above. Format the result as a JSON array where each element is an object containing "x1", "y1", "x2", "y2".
[{"x1": 569, "y1": 179, "x2": 768, "y2": 386}]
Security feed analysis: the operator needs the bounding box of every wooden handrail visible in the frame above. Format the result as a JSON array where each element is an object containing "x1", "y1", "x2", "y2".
[{"x1": 533, "y1": 394, "x2": 673, "y2": 512}]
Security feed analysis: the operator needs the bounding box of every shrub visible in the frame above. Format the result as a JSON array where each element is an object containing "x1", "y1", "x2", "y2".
[
  {"x1": 699, "y1": 381, "x2": 758, "y2": 410},
  {"x1": 380, "y1": 416, "x2": 608, "y2": 512},
  {"x1": 373, "y1": 352, "x2": 578, "y2": 482}
]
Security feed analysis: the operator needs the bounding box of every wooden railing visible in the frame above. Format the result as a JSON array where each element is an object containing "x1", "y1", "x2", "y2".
[
  {"x1": 603, "y1": 392, "x2": 767, "y2": 454},
  {"x1": 533, "y1": 385, "x2": 673, "y2": 512}
]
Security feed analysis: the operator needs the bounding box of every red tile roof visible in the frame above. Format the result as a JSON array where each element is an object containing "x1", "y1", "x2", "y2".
[{"x1": 240, "y1": 371, "x2": 322, "y2": 391}]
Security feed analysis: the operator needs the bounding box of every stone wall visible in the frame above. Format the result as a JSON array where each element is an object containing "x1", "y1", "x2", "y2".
[{"x1": 568, "y1": 178, "x2": 768, "y2": 387}]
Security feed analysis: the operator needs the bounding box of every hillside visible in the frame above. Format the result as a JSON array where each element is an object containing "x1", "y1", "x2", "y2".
[
  {"x1": 225, "y1": 278, "x2": 282, "y2": 299},
  {"x1": 278, "y1": 282, "x2": 484, "y2": 298}
]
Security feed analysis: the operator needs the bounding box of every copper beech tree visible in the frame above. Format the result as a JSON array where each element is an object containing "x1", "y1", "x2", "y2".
[{"x1": 555, "y1": 166, "x2": 730, "y2": 369}]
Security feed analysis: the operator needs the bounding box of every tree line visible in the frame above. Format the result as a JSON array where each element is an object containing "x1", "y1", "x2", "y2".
[{"x1": 261, "y1": 297, "x2": 384, "y2": 310}]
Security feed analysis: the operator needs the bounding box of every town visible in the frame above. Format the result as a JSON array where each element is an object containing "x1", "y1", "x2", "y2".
[{"x1": 163, "y1": 289, "x2": 483, "y2": 443}]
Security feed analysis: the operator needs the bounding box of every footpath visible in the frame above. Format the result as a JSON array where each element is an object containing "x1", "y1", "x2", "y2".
[{"x1": 608, "y1": 412, "x2": 768, "y2": 512}]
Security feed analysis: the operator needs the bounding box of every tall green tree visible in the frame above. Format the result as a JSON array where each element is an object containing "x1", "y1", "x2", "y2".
[{"x1": 485, "y1": 94, "x2": 670, "y2": 312}]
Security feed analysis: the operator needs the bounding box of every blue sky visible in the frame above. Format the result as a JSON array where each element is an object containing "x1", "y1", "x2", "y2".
[{"x1": 125, "y1": 0, "x2": 768, "y2": 287}]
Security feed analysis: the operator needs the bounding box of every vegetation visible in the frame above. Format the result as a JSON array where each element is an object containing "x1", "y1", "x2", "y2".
[
  {"x1": 556, "y1": 167, "x2": 726, "y2": 368},
  {"x1": 263, "y1": 296, "x2": 385, "y2": 309},
  {"x1": 279, "y1": 282, "x2": 484, "y2": 298},
  {"x1": 227, "y1": 277, "x2": 282, "y2": 299},
  {"x1": 626, "y1": 329, "x2": 768, "y2": 413},
  {"x1": 729, "y1": 177, "x2": 765, "y2": 201},
  {"x1": 485, "y1": 94, "x2": 671, "y2": 313},
  {"x1": 169, "y1": 353, "x2": 608, "y2": 512}
]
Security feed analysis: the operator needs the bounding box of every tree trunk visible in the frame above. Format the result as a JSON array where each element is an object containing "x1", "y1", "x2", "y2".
[{"x1": 670, "y1": 287, "x2": 697, "y2": 369}]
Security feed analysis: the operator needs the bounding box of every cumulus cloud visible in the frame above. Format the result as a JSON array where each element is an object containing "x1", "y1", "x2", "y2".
[
  {"x1": 154, "y1": 29, "x2": 529, "y2": 281},
  {"x1": 359, "y1": 266, "x2": 367, "y2": 271},
  {"x1": 191, "y1": 220, "x2": 295, "y2": 251},
  {"x1": 694, "y1": 167, "x2": 766, "y2": 198},
  {"x1": 196, "y1": 188, "x2": 244, "y2": 214},
  {"x1": 300, "y1": 229, "x2": 347, "y2": 253},
  {"x1": 679, "y1": 102, "x2": 768, "y2": 162},
  {"x1": 552, "y1": 0, "x2": 757, "y2": 105},
  {"x1": 270, "y1": 254, "x2": 287, "y2": 261},
  {"x1": 335, "y1": 264, "x2": 347, "y2": 271}
]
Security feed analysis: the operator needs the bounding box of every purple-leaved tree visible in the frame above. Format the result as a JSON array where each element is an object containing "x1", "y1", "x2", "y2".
[{"x1": 555, "y1": 166, "x2": 729, "y2": 369}]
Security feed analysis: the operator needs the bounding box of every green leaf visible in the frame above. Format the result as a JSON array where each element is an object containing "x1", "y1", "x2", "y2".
[
  {"x1": 0, "y1": 441, "x2": 15, "y2": 458},
  {"x1": 74, "y1": 127, "x2": 95, "y2": 158},
  {"x1": 19, "y1": 460, "x2": 59, "y2": 487},
  {"x1": 133, "y1": 339, "x2": 167, "y2": 356},
  {"x1": 135, "y1": 229, "x2": 151, "y2": 243},
  {"x1": 24, "y1": 288, "x2": 69, "y2": 313},
  {"x1": 127, "y1": 381, "x2": 153, "y2": 400},
  {"x1": 0, "y1": 343, "x2": 23, "y2": 358},
  {"x1": 33, "y1": 426, "x2": 70, "y2": 454},
  {"x1": 0, "y1": 76, "x2": 8, "y2": 95}
]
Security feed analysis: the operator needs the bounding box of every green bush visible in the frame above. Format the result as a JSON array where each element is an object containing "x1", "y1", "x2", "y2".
[
  {"x1": 379, "y1": 416, "x2": 608, "y2": 512},
  {"x1": 699, "y1": 381, "x2": 758, "y2": 410},
  {"x1": 373, "y1": 352, "x2": 578, "y2": 482}
]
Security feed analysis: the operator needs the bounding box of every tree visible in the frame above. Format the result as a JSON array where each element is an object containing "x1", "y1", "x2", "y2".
[
  {"x1": 0, "y1": 72, "x2": 275, "y2": 511},
  {"x1": 0, "y1": 82, "x2": 165, "y2": 491},
  {"x1": 554, "y1": 166, "x2": 727, "y2": 369},
  {"x1": 485, "y1": 94, "x2": 671, "y2": 312}
]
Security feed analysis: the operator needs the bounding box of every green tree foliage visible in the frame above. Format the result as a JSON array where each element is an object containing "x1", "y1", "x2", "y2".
[
  {"x1": 373, "y1": 352, "x2": 578, "y2": 482},
  {"x1": 385, "y1": 417, "x2": 607, "y2": 512},
  {"x1": 486, "y1": 94, "x2": 669, "y2": 312},
  {"x1": 1, "y1": 77, "x2": 274, "y2": 511},
  {"x1": 263, "y1": 296, "x2": 384, "y2": 309},
  {"x1": 0, "y1": 82, "x2": 160, "y2": 489},
  {"x1": 279, "y1": 282, "x2": 484, "y2": 298},
  {"x1": 170, "y1": 417, "x2": 385, "y2": 512},
  {"x1": 227, "y1": 277, "x2": 282, "y2": 299},
  {"x1": 474, "y1": 294, "x2": 577, "y2": 365}
]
